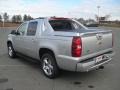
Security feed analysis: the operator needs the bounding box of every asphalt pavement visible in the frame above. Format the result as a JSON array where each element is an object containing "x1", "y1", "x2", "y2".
[{"x1": 0, "y1": 27, "x2": 120, "y2": 90}]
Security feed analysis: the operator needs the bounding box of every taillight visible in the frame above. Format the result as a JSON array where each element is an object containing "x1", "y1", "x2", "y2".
[{"x1": 72, "y1": 37, "x2": 82, "y2": 57}]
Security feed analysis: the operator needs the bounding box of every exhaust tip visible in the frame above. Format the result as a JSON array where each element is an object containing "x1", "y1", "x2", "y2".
[
  {"x1": 99, "y1": 66, "x2": 104, "y2": 69},
  {"x1": 96, "y1": 66, "x2": 104, "y2": 70}
]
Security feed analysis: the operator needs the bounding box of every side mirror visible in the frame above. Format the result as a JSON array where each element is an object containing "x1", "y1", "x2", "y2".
[
  {"x1": 16, "y1": 31, "x2": 20, "y2": 35},
  {"x1": 10, "y1": 30, "x2": 17, "y2": 35},
  {"x1": 10, "y1": 30, "x2": 20, "y2": 35}
]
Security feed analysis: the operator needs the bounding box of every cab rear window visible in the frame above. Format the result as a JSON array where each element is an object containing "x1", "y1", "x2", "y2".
[{"x1": 49, "y1": 20, "x2": 82, "y2": 31}]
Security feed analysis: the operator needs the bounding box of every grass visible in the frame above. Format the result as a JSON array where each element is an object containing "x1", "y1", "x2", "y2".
[
  {"x1": 100, "y1": 23, "x2": 120, "y2": 27},
  {"x1": 0, "y1": 22, "x2": 21, "y2": 27}
]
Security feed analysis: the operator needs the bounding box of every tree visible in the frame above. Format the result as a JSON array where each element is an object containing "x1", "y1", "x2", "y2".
[
  {"x1": 0, "y1": 15, "x2": 2, "y2": 22},
  {"x1": 23, "y1": 14, "x2": 33, "y2": 21},
  {"x1": 3, "y1": 12, "x2": 9, "y2": 22},
  {"x1": 16, "y1": 15, "x2": 22, "y2": 23},
  {"x1": 77, "y1": 18, "x2": 85, "y2": 24},
  {"x1": 27, "y1": 15, "x2": 33, "y2": 20},
  {"x1": 86, "y1": 19, "x2": 95, "y2": 23},
  {"x1": 12, "y1": 15, "x2": 22, "y2": 23},
  {"x1": 23, "y1": 14, "x2": 28, "y2": 21},
  {"x1": 12, "y1": 15, "x2": 16, "y2": 23}
]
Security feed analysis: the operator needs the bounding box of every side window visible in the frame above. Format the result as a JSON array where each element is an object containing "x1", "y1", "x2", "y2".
[
  {"x1": 27, "y1": 21, "x2": 38, "y2": 36},
  {"x1": 17, "y1": 23, "x2": 27, "y2": 36}
]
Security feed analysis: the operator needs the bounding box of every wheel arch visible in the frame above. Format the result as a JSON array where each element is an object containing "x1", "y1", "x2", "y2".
[
  {"x1": 7, "y1": 40, "x2": 12, "y2": 46},
  {"x1": 39, "y1": 48, "x2": 56, "y2": 59},
  {"x1": 39, "y1": 47, "x2": 59, "y2": 68}
]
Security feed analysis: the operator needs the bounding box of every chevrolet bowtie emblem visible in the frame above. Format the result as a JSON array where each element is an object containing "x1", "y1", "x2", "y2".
[{"x1": 96, "y1": 33, "x2": 103, "y2": 40}]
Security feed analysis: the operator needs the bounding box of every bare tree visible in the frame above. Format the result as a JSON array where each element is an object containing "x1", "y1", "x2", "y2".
[
  {"x1": 23, "y1": 14, "x2": 33, "y2": 21},
  {"x1": 27, "y1": 15, "x2": 33, "y2": 20},
  {"x1": 86, "y1": 19, "x2": 95, "y2": 23},
  {"x1": 12, "y1": 15, "x2": 22, "y2": 23},
  {"x1": 23, "y1": 14, "x2": 28, "y2": 21},
  {"x1": 12, "y1": 15, "x2": 16, "y2": 23},
  {"x1": 0, "y1": 15, "x2": 2, "y2": 22},
  {"x1": 77, "y1": 18, "x2": 85, "y2": 24},
  {"x1": 3, "y1": 12, "x2": 9, "y2": 22},
  {"x1": 16, "y1": 15, "x2": 22, "y2": 23}
]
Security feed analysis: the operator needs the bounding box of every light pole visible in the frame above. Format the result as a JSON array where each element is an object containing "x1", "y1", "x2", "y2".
[{"x1": 97, "y1": 6, "x2": 100, "y2": 23}]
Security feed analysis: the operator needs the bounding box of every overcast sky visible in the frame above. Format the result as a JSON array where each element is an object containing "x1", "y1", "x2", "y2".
[{"x1": 0, "y1": 0, "x2": 120, "y2": 20}]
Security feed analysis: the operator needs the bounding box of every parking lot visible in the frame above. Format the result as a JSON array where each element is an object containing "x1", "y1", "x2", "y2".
[{"x1": 0, "y1": 27, "x2": 120, "y2": 90}]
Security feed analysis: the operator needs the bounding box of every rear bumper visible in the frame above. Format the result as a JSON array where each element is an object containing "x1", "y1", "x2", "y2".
[
  {"x1": 76, "y1": 51, "x2": 115, "y2": 72},
  {"x1": 57, "y1": 51, "x2": 115, "y2": 72}
]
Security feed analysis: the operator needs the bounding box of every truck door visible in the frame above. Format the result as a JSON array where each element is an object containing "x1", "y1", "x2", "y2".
[
  {"x1": 13, "y1": 22, "x2": 28, "y2": 54},
  {"x1": 24, "y1": 21, "x2": 39, "y2": 59}
]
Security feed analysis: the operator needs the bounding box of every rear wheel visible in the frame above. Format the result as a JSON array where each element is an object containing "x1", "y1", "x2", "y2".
[
  {"x1": 41, "y1": 53, "x2": 59, "y2": 79},
  {"x1": 7, "y1": 43, "x2": 16, "y2": 58}
]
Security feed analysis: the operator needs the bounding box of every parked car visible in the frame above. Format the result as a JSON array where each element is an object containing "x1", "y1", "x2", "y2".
[
  {"x1": 7, "y1": 17, "x2": 114, "y2": 78},
  {"x1": 85, "y1": 22, "x2": 99, "y2": 27}
]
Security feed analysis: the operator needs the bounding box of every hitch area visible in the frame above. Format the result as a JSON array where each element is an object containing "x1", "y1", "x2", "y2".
[{"x1": 96, "y1": 66, "x2": 104, "y2": 70}]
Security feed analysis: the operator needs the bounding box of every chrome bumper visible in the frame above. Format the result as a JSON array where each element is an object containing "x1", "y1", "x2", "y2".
[{"x1": 76, "y1": 52, "x2": 115, "y2": 72}]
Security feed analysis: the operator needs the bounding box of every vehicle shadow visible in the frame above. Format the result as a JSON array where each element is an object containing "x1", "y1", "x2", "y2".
[
  {"x1": 16, "y1": 54, "x2": 103, "y2": 80},
  {"x1": 15, "y1": 54, "x2": 42, "y2": 70},
  {"x1": 60, "y1": 69, "x2": 99, "y2": 79}
]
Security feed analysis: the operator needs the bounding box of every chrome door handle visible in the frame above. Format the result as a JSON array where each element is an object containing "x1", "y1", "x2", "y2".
[{"x1": 32, "y1": 39, "x2": 36, "y2": 42}]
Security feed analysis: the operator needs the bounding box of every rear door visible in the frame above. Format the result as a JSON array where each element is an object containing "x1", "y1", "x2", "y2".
[
  {"x1": 23, "y1": 21, "x2": 39, "y2": 59},
  {"x1": 13, "y1": 22, "x2": 28, "y2": 54}
]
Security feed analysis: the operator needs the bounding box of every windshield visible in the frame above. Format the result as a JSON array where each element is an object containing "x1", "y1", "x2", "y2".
[{"x1": 49, "y1": 19, "x2": 87, "y2": 31}]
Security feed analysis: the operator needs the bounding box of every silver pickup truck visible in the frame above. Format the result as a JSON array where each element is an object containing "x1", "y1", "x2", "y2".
[{"x1": 7, "y1": 17, "x2": 114, "y2": 78}]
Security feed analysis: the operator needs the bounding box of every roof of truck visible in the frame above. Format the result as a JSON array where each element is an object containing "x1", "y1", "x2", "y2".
[
  {"x1": 49, "y1": 17, "x2": 69, "y2": 20},
  {"x1": 35, "y1": 17, "x2": 70, "y2": 20}
]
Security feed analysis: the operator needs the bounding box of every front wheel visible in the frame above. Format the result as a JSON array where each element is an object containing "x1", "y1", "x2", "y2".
[
  {"x1": 7, "y1": 43, "x2": 16, "y2": 58},
  {"x1": 41, "y1": 53, "x2": 59, "y2": 79}
]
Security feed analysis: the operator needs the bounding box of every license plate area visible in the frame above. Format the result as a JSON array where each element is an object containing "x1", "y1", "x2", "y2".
[{"x1": 95, "y1": 55, "x2": 103, "y2": 63}]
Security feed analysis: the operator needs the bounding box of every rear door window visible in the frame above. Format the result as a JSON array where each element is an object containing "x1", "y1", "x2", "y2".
[{"x1": 27, "y1": 21, "x2": 38, "y2": 36}]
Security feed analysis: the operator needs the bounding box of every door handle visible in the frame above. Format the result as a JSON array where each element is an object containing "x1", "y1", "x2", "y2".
[{"x1": 32, "y1": 39, "x2": 36, "y2": 43}]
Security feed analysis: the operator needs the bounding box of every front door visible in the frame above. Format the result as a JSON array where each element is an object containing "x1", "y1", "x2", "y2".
[{"x1": 13, "y1": 22, "x2": 28, "y2": 55}]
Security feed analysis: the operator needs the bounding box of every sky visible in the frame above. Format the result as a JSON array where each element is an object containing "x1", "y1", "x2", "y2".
[{"x1": 0, "y1": 0, "x2": 120, "y2": 20}]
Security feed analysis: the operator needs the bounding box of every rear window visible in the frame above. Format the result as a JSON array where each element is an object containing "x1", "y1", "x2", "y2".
[{"x1": 49, "y1": 20, "x2": 83, "y2": 31}]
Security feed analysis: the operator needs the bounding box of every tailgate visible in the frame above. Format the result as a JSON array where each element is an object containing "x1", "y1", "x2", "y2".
[{"x1": 81, "y1": 30, "x2": 113, "y2": 56}]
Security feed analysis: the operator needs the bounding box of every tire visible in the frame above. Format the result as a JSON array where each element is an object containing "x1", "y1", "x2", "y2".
[
  {"x1": 41, "y1": 53, "x2": 59, "y2": 79},
  {"x1": 7, "y1": 43, "x2": 16, "y2": 58}
]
